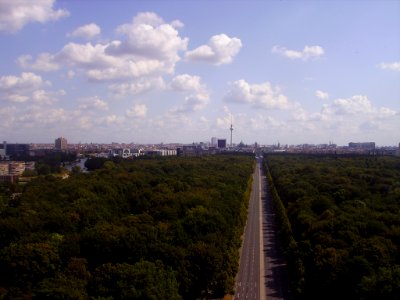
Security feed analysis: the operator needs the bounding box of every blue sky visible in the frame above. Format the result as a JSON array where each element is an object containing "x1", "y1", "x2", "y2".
[{"x1": 0, "y1": 0, "x2": 399, "y2": 146}]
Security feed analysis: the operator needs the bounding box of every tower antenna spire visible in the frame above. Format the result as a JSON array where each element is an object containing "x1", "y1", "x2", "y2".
[{"x1": 230, "y1": 116, "x2": 234, "y2": 148}]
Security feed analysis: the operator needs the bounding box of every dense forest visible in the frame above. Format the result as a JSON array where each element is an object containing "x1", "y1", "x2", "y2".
[
  {"x1": 265, "y1": 154, "x2": 400, "y2": 300},
  {"x1": 0, "y1": 155, "x2": 254, "y2": 299}
]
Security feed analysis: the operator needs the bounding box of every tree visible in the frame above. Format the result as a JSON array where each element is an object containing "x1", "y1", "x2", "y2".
[{"x1": 91, "y1": 260, "x2": 181, "y2": 300}]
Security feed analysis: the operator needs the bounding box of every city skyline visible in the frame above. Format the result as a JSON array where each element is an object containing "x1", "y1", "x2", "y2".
[{"x1": 0, "y1": 1, "x2": 399, "y2": 146}]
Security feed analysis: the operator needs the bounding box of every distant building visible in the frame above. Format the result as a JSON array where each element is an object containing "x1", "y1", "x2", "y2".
[
  {"x1": 8, "y1": 162, "x2": 25, "y2": 176},
  {"x1": 55, "y1": 137, "x2": 68, "y2": 150},
  {"x1": 217, "y1": 139, "x2": 226, "y2": 149},
  {"x1": 211, "y1": 137, "x2": 217, "y2": 147},
  {"x1": 145, "y1": 149, "x2": 177, "y2": 157},
  {"x1": 2, "y1": 142, "x2": 30, "y2": 158},
  {"x1": 348, "y1": 142, "x2": 375, "y2": 150},
  {"x1": 178, "y1": 145, "x2": 205, "y2": 156},
  {"x1": 0, "y1": 141, "x2": 6, "y2": 158},
  {"x1": 0, "y1": 163, "x2": 8, "y2": 175},
  {"x1": 0, "y1": 161, "x2": 35, "y2": 183},
  {"x1": 109, "y1": 148, "x2": 132, "y2": 158}
]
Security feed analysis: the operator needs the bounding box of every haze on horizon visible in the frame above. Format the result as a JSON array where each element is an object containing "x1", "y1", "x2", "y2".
[{"x1": 0, "y1": 0, "x2": 399, "y2": 146}]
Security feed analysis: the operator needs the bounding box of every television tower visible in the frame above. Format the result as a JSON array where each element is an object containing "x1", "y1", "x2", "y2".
[{"x1": 230, "y1": 117, "x2": 233, "y2": 148}]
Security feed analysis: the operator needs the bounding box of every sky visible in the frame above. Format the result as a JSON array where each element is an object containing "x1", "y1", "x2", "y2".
[{"x1": 0, "y1": 0, "x2": 399, "y2": 146}]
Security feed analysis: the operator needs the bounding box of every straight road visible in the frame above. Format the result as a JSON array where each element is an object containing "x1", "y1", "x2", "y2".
[
  {"x1": 235, "y1": 157, "x2": 288, "y2": 300},
  {"x1": 262, "y1": 160, "x2": 289, "y2": 300},
  {"x1": 234, "y1": 158, "x2": 264, "y2": 300}
]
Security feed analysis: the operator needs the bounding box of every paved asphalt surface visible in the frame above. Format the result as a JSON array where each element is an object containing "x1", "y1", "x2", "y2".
[
  {"x1": 234, "y1": 158, "x2": 262, "y2": 300},
  {"x1": 234, "y1": 157, "x2": 288, "y2": 300}
]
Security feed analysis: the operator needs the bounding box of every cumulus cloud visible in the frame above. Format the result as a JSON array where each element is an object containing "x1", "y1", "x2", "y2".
[
  {"x1": 57, "y1": 42, "x2": 118, "y2": 69},
  {"x1": 379, "y1": 62, "x2": 400, "y2": 71},
  {"x1": 0, "y1": 72, "x2": 67, "y2": 104},
  {"x1": 329, "y1": 95, "x2": 374, "y2": 115},
  {"x1": 100, "y1": 114, "x2": 124, "y2": 126},
  {"x1": 292, "y1": 95, "x2": 397, "y2": 128},
  {"x1": 271, "y1": 45, "x2": 324, "y2": 61},
  {"x1": 79, "y1": 96, "x2": 109, "y2": 111},
  {"x1": 185, "y1": 34, "x2": 242, "y2": 65},
  {"x1": 7, "y1": 106, "x2": 71, "y2": 129},
  {"x1": 68, "y1": 23, "x2": 101, "y2": 39},
  {"x1": 170, "y1": 74, "x2": 203, "y2": 91},
  {"x1": 109, "y1": 77, "x2": 165, "y2": 97},
  {"x1": 32, "y1": 89, "x2": 65, "y2": 104},
  {"x1": 224, "y1": 79, "x2": 290, "y2": 110},
  {"x1": 179, "y1": 92, "x2": 210, "y2": 112},
  {"x1": 17, "y1": 53, "x2": 59, "y2": 72},
  {"x1": 0, "y1": 72, "x2": 48, "y2": 91},
  {"x1": 126, "y1": 104, "x2": 148, "y2": 117},
  {"x1": 170, "y1": 74, "x2": 210, "y2": 113},
  {"x1": 106, "y1": 12, "x2": 188, "y2": 64},
  {"x1": 0, "y1": 0, "x2": 69, "y2": 33},
  {"x1": 18, "y1": 12, "x2": 188, "y2": 85},
  {"x1": 315, "y1": 90, "x2": 329, "y2": 100},
  {"x1": 131, "y1": 12, "x2": 164, "y2": 27},
  {"x1": 0, "y1": 106, "x2": 17, "y2": 128}
]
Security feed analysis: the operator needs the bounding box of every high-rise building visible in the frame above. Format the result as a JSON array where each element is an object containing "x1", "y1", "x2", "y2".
[
  {"x1": 0, "y1": 141, "x2": 6, "y2": 158},
  {"x1": 2, "y1": 142, "x2": 30, "y2": 158},
  {"x1": 55, "y1": 137, "x2": 68, "y2": 150},
  {"x1": 211, "y1": 137, "x2": 217, "y2": 147},
  {"x1": 217, "y1": 139, "x2": 226, "y2": 149}
]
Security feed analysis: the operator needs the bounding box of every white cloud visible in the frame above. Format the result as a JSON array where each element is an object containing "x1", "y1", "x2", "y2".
[
  {"x1": 0, "y1": 72, "x2": 48, "y2": 93},
  {"x1": 184, "y1": 92, "x2": 209, "y2": 111},
  {"x1": 17, "y1": 12, "x2": 188, "y2": 90},
  {"x1": 170, "y1": 74, "x2": 210, "y2": 113},
  {"x1": 17, "y1": 53, "x2": 59, "y2": 71},
  {"x1": 0, "y1": 0, "x2": 69, "y2": 33},
  {"x1": 170, "y1": 74, "x2": 203, "y2": 91},
  {"x1": 271, "y1": 45, "x2": 324, "y2": 61},
  {"x1": 131, "y1": 12, "x2": 164, "y2": 27},
  {"x1": 185, "y1": 34, "x2": 242, "y2": 65},
  {"x1": 329, "y1": 95, "x2": 374, "y2": 115},
  {"x1": 0, "y1": 72, "x2": 67, "y2": 104},
  {"x1": 171, "y1": 20, "x2": 184, "y2": 29},
  {"x1": 291, "y1": 95, "x2": 398, "y2": 136},
  {"x1": 57, "y1": 42, "x2": 118, "y2": 69},
  {"x1": 32, "y1": 89, "x2": 65, "y2": 104},
  {"x1": 56, "y1": 42, "x2": 164, "y2": 81},
  {"x1": 107, "y1": 12, "x2": 188, "y2": 64},
  {"x1": 0, "y1": 106, "x2": 17, "y2": 127},
  {"x1": 100, "y1": 114, "x2": 124, "y2": 126},
  {"x1": 86, "y1": 60, "x2": 165, "y2": 82},
  {"x1": 37, "y1": 12, "x2": 187, "y2": 82},
  {"x1": 379, "y1": 62, "x2": 400, "y2": 71},
  {"x1": 11, "y1": 106, "x2": 71, "y2": 127},
  {"x1": 5, "y1": 94, "x2": 29, "y2": 103},
  {"x1": 216, "y1": 115, "x2": 231, "y2": 129},
  {"x1": 126, "y1": 104, "x2": 148, "y2": 117},
  {"x1": 224, "y1": 79, "x2": 290, "y2": 109},
  {"x1": 315, "y1": 90, "x2": 329, "y2": 100},
  {"x1": 79, "y1": 96, "x2": 109, "y2": 111},
  {"x1": 171, "y1": 91, "x2": 210, "y2": 114},
  {"x1": 109, "y1": 77, "x2": 165, "y2": 97},
  {"x1": 68, "y1": 23, "x2": 101, "y2": 39}
]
